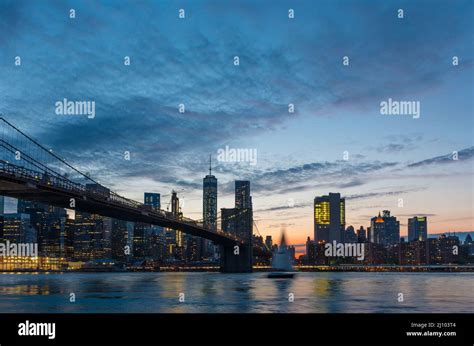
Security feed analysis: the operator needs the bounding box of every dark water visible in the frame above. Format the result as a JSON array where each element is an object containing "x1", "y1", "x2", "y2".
[{"x1": 0, "y1": 272, "x2": 472, "y2": 313}]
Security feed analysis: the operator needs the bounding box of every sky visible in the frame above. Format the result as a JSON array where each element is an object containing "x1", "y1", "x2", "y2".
[{"x1": 0, "y1": 0, "x2": 473, "y2": 252}]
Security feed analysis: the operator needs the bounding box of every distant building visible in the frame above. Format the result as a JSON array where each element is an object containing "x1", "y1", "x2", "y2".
[
  {"x1": 133, "y1": 222, "x2": 151, "y2": 258},
  {"x1": 253, "y1": 235, "x2": 264, "y2": 247},
  {"x1": 144, "y1": 192, "x2": 160, "y2": 210},
  {"x1": 357, "y1": 226, "x2": 367, "y2": 242},
  {"x1": 111, "y1": 219, "x2": 129, "y2": 262},
  {"x1": 221, "y1": 181, "x2": 253, "y2": 243},
  {"x1": 427, "y1": 234, "x2": 460, "y2": 264},
  {"x1": 221, "y1": 208, "x2": 252, "y2": 242},
  {"x1": 18, "y1": 201, "x2": 68, "y2": 257},
  {"x1": 265, "y1": 235, "x2": 273, "y2": 250},
  {"x1": 143, "y1": 192, "x2": 163, "y2": 246},
  {"x1": 370, "y1": 210, "x2": 399, "y2": 245},
  {"x1": 288, "y1": 246, "x2": 296, "y2": 262},
  {"x1": 168, "y1": 191, "x2": 184, "y2": 260},
  {"x1": 395, "y1": 238, "x2": 428, "y2": 265},
  {"x1": 345, "y1": 225, "x2": 357, "y2": 243},
  {"x1": 408, "y1": 216, "x2": 428, "y2": 241},
  {"x1": 314, "y1": 193, "x2": 345, "y2": 243},
  {"x1": 363, "y1": 243, "x2": 386, "y2": 265},
  {"x1": 0, "y1": 196, "x2": 4, "y2": 216},
  {"x1": 73, "y1": 212, "x2": 109, "y2": 260},
  {"x1": 305, "y1": 237, "x2": 316, "y2": 264}
]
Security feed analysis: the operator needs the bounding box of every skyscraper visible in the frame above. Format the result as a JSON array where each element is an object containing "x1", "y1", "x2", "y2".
[
  {"x1": 2, "y1": 213, "x2": 35, "y2": 243},
  {"x1": 144, "y1": 192, "x2": 160, "y2": 211},
  {"x1": 144, "y1": 192, "x2": 163, "y2": 237},
  {"x1": 235, "y1": 181, "x2": 251, "y2": 209},
  {"x1": 111, "y1": 218, "x2": 129, "y2": 262},
  {"x1": 169, "y1": 191, "x2": 184, "y2": 260},
  {"x1": 408, "y1": 216, "x2": 428, "y2": 241},
  {"x1": 203, "y1": 157, "x2": 218, "y2": 230},
  {"x1": 305, "y1": 237, "x2": 316, "y2": 264},
  {"x1": 370, "y1": 210, "x2": 400, "y2": 245},
  {"x1": 314, "y1": 193, "x2": 345, "y2": 243},
  {"x1": 203, "y1": 156, "x2": 218, "y2": 259},
  {"x1": 221, "y1": 181, "x2": 253, "y2": 243}
]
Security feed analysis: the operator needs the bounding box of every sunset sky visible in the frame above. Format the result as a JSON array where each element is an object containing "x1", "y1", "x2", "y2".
[{"x1": 1, "y1": 0, "x2": 473, "y2": 251}]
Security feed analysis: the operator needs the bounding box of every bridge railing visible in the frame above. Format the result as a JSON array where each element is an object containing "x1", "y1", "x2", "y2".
[{"x1": 0, "y1": 160, "x2": 85, "y2": 193}]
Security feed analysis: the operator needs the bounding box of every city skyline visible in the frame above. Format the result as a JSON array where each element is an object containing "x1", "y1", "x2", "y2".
[{"x1": 1, "y1": 0, "x2": 473, "y2": 251}]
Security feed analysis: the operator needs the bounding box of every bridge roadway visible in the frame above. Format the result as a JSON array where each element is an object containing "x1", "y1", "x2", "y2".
[{"x1": 0, "y1": 161, "x2": 244, "y2": 247}]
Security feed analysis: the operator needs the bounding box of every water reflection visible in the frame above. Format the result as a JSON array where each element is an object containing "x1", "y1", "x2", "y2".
[{"x1": 0, "y1": 272, "x2": 472, "y2": 313}]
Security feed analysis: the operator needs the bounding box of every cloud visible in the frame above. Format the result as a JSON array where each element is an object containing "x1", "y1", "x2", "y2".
[
  {"x1": 407, "y1": 147, "x2": 474, "y2": 168},
  {"x1": 346, "y1": 187, "x2": 426, "y2": 201}
]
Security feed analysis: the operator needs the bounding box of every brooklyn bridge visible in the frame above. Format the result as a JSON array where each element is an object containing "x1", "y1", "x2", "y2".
[{"x1": 0, "y1": 116, "x2": 269, "y2": 272}]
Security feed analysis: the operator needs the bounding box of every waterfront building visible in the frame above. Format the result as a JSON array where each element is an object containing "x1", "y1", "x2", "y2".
[
  {"x1": 111, "y1": 218, "x2": 129, "y2": 262},
  {"x1": 427, "y1": 234, "x2": 460, "y2": 264},
  {"x1": 370, "y1": 210, "x2": 400, "y2": 245},
  {"x1": 305, "y1": 237, "x2": 316, "y2": 264},
  {"x1": 408, "y1": 216, "x2": 428, "y2": 241},
  {"x1": 314, "y1": 193, "x2": 345, "y2": 243},
  {"x1": 73, "y1": 212, "x2": 109, "y2": 260},
  {"x1": 2, "y1": 213, "x2": 35, "y2": 244},
  {"x1": 133, "y1": 222, "x2": 151, "y2": 258}
]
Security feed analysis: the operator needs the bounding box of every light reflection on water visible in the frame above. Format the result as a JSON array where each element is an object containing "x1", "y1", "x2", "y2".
[{"x1": 0, "y1": 272, "x2": 472, "y2": 313}]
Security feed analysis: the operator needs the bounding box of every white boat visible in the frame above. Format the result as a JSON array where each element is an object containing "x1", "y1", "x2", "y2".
[{"x1": 267, "y1": 231, "x2": 295, "y2": 278}]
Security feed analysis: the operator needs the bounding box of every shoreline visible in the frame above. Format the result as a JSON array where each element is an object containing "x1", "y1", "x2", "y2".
[{"x1": 1, "y1": 265, "x2": 473, "y2": 274}]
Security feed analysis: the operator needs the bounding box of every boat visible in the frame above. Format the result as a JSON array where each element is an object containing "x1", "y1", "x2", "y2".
[{"x1": 267, "y1": 230, "x2": 295, "y2": 279}]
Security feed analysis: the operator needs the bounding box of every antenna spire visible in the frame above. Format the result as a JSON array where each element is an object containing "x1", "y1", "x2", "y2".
[{"x1": 209, "y1": 154, "x2": 212, "y2": 176}]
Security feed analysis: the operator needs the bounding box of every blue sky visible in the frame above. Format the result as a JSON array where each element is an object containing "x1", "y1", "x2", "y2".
[{"x1": 1, "y1": 0, "x2": 473, "y2": 247}]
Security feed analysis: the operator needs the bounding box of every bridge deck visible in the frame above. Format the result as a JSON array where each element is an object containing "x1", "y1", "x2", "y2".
[{"x1": 0, "y1": 161, "x2": 243, "y2": 246}]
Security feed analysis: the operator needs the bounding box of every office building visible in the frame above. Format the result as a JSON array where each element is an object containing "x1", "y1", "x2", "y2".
[
  {"x1": 370, "y1": 210, "x2": 400, "y2": 245},
  {"x1": 314, "y1": 193, "x2": 345, "y2": 243},
  {"x1": 203, "y1": 157, "x2": 218, "y2": 258},
  {"x1": 408, "y1": 216, "x2": 428, "y2": 241}
]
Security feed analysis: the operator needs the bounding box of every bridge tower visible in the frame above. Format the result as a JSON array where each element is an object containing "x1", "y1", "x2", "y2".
[{"x1": 220, "y1": 243, "x2": 253, "y2": 273}]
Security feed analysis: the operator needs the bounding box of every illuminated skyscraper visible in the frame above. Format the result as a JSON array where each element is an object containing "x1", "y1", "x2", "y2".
[
  {"x1": 235, "y1": 181, "x2": 251, "y2": 209},
  {"x1": 314, "y1": 193, "x2": 345, "y2": 243},
  {"x1": 408, "y1": 216, "x2": 428, "y2": 241},
  {"x1": 203, "y1": 156, "x2": 218, "y2": 258},
  {"x1": 2, "y1": 213, "x2": 35, "y2": 243},
  {"x1": 370, "y1": 210, "x2": 400, "y2": 245},
  {"x1": 203, "y1": 157, "x2": 217, "y2": 230}
]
